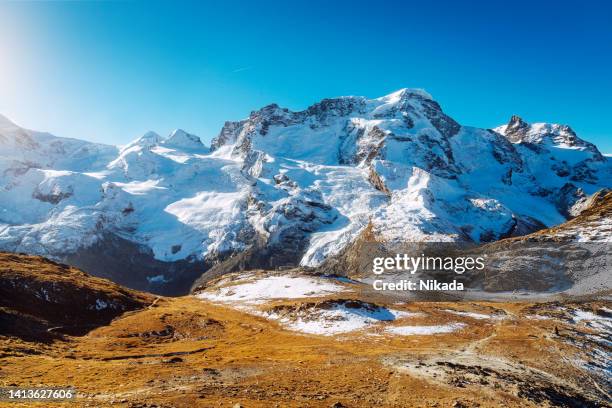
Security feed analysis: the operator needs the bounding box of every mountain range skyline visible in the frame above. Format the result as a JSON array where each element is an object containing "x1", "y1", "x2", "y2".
[
  {"x1": 1, "y1": 88, "x2": 609, "y2": 294},
  {"x1": 1, "y1": 92, "x2": 610, "y2": 155}
]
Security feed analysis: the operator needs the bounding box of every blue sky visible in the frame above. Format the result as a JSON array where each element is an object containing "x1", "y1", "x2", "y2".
[{"x1": 0, "y1": 0, "x2": 611, "y2": 152}]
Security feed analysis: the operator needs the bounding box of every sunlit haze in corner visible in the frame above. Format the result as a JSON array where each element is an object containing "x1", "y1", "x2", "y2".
[{"x1": 0, "y1": 0, "x2": 611, "y2": 152}]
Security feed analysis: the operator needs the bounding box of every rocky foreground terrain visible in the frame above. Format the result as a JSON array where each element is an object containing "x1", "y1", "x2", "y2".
[{"x1": 1, "y1": 253, "x2": 610, "y2": 408}]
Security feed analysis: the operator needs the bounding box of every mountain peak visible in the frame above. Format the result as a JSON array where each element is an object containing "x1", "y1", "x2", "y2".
[
  {"x1": 123, "y1": 131, "x2": 163, "y2": 150},
  {"x1": 142, "y1": 130, "x2": 162, "y2": 140},
  {"x1": 500, "y1": 115, "x2": 530, "y2": 143},
  {"x1": 494, "y1": 116, "x2": 604, "y2": 160},
  {"x1": 507, "y1": 115, "x2": 528, "y2": 130},
  {"x1": 164, "y1": 129, "x2": 205, "y2": 149},
  {"x1": 379, "y1": 88, "x2": 434, "y2": 102}
]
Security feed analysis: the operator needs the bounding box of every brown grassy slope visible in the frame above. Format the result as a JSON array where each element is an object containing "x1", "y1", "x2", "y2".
[
  {"x1": 0, "y1": 257, "x2": 608, "y2": 407},
  {"x1": 1, "y1": 293, "x2": 609, "y2": 408},
  {"x1": 0, "y1": 252, "x2": 154, "y2": 339}
]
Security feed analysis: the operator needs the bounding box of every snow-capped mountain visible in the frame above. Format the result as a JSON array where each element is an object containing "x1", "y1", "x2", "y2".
[{"x1": 0, "y1": 90, "x2": 610, "y2": 293}]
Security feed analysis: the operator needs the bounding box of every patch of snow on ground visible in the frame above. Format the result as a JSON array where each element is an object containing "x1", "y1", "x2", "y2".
[
  {"x1": 572, "y1": 309, "x2": 612, "y2": 331},
  {"x1": 95, "y1": 299, "x2": 109, "y2": 310},
  {"x1": 575, "y1": 218, "x2": 612, "y2": 242},
  {"x1": 573, "y1": 309, "x2": 601, "y2": 321},
  {"x1": 526, "y1": 315, "x2": 553, "y2": 320},
  {"x1": 444, "y1": 309, "x2": 505, "y2": 320},
  {"x1": 265, "y1": 303, "x2": 418, "y2": 336},
  {"x1": 196, "y1": 275, "x2": 346, "y2": 305},
  {"x1": 196, "y1": 275, "x2": 426, "y2": 336},
  {"x1": 147, "y1": 274, "x2": 169, "y2": 284},
  {"x1": 386, "y1": 323, "x2": 465, "y2": 336}
]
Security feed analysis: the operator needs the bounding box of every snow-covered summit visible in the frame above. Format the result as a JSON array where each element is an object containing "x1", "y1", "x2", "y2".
[
  {"x1": 0, "y1": 90, "x2": 610, "y2": 293},
  {"x1": 122, "y1": 131, "x2": 164, "y2": 151},
  {"x1": 372, "y1": 88, "x2": 435, "y2": 107},
  {"x1": 164, "y1": 129, "x2": 206, "y2": 149},
  {"x1": 211, "y1": 88, "x2": 460, "y2": 169},
  {"x1": 495, "y1": 115, "x2": 603, "y2": 159}
]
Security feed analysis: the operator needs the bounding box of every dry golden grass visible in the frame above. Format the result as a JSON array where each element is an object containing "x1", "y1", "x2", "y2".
[
  {"x1": 2, "y1": 295, "x2": 609, "y2": 407},
  {"x1": 1, "y1": 255, "x2": 609, "y2": 407}
]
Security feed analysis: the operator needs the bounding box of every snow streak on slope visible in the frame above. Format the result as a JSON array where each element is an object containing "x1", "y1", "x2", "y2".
[{"x1": 0, "y1": 90, "x2": 610, "y2": 288}]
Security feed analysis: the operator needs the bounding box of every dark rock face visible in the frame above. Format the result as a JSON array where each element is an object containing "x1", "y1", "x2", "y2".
[
  {"x1": 32, "y1": 185, "x2": 74, "y2": 204},
  {"x1": 317, "y1": 196, "x2": 610, "y2": 296},
  {"x1": 503, "y1": 115, "x2": 530, "y2": 143},
  {"x1": 479, "y1": 240, "x2": 607, "y2": 293},
  {"x1": 337, "y1": 125, "x2": 388, "y2": 166},
  {"x1": 554, "y1": 183, "x2": 587, "y2": 218},
  {"x1": 191, "y1": 187, "x2": 340, "y2": 290},
  {"x1": 305, "y1": 97, "x2": 366, "y2": 124},
  {"x1": 356, "y1": 126, "x2": 387, "y2": 165},
  {"x1": 212, "y1": 103, "x2": 303, "y2": 158},
  {"x1": 211, "y1": 120, "x2": 245, "y2": 151},
  {"x1": 337, "y1": 125, "x2": 365, "y2": 165},
  {"x1": 489, "y1": 130, "x2": 524, "y2": 171},
  {"x1": 507, "y1": 215, "x2": 547, "y2": 237},
  {"x1": 418, "y1": 132, "x2": 459, "y2": 178},
  {"x1": 367, "y1": 167, "x2": 391, "y2": 195},
  {"x1": 262, "y1": 190, "x2": 337, "y2": 259},
  {"x1": 551, "y1": 160, "x2": 571, "y2": 177},
  {"x1": 421, "y1": 98, "x2": 461, "y2": 139},
  {"x1": 62, "y1": 234, "x2": 208, "y2": 296},
  {"x1": 570, "y1": 160, "x2": 599, "y2": 183}
]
